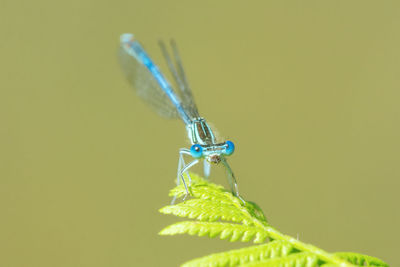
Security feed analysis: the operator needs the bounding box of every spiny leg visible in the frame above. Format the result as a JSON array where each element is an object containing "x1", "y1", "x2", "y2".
[
  {"x1": 172, "y1": 148, "x2": 192, "y2": 204},
  {"x1": 179, "y1": 159, "x2": 199, "y2": 200},
  {"x1": 203, "y1": 160, "x2": 211, "y2": 179},
  {"x1": 178, "y1": 148, "x2": 193, "y2": 184},
  {"x1": 221, "y1": 157, "x2": 245, "y2": 204},
  {"x1": 176, "y1": 149, "x2": 187, "y2": 185}
]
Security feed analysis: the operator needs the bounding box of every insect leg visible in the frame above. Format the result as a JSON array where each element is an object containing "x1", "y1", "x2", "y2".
[
  {"x1": 179, "y1": 159, "x2": 199, "y2": 200},
  {"x1": 203, "y1": 160, "x2": 211, "y2": 179},
  {"x1": 172, "y1": 148, "x2": 192, "y2": 204},
  {"x1": 221, "y1": 158, "x2": 245, "y2": 204}
]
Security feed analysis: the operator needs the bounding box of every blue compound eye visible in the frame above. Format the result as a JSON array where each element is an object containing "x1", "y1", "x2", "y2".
[
  {"x1": 190, "y1": 144, "x2": 203, "y2": 158},
  {"x1": 225, "y1": 140, "x2": 235, "y2": 156}
]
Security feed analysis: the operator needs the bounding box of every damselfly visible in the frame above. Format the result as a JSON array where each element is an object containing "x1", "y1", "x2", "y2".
[{"x1": 119, "y1": 33, "x2": 241, "y2": 202}]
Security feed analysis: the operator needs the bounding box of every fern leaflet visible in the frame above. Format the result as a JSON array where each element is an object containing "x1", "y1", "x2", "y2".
[{"x1": 159, "y1": 173, "x2": 389, "y2": 267}]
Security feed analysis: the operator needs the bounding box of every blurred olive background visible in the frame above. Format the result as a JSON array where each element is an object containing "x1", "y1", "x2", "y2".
[{"x1": 1, "y1": 0, "x2": 399, "y2": 266}]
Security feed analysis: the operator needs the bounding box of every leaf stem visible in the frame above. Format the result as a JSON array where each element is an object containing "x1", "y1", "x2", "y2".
[{"x1": 235, "y1": 197, "x2": 354, "y2": 267}]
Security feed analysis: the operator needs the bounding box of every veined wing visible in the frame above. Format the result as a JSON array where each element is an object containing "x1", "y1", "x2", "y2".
[
  {"x1": 159, "y1": 40, "x2": 200, "y2": 119},
  {"x1": 119, "y1": 34, "x2": 191, "y2": 124}
]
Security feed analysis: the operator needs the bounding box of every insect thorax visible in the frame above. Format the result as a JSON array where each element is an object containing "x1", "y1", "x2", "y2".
[{"x1": 187, "y1": 118, "x2": 217, "y2": 145}]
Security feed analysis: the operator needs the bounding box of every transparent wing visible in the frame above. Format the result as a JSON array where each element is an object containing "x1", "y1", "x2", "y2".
[
  {"x1": 119, "y1": 38, "x2": 179, "y2": 119},
  {"x1": 159, "y1": 40, "x2": 200, "y2": 119},
  {"x1": 170, "y1": 40, "x2": 200, "y2": 118}
]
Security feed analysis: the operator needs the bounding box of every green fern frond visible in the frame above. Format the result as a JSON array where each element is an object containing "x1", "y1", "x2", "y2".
[
  {"x1": 240, "y1": 252, "x2": 318, "y2": 267},
  {"x1": 160, "y1": 199, "x2": 250, "y2": 224},
  {"x1": 181, "y1": 240, "x2": 294, "y2": 267},
  {"x1": 160, "y1": 221, "x2": 269, "y2": 243},
  {"x1": 168, "y1": 174, "x2": 244, "y2": 207},
  {"x1": 159, "y1": 173, "x2": 389, "y2": 267},
  {"x1": 333, "y1": 252, "x2": 389, "y2": 267}
]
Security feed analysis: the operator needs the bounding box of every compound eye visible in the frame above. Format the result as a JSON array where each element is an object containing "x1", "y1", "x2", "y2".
[
  {"x1": 190, "y1": 144, "x2": 203, "y2": 158},
  {"x1": 225, "y1": 140, "x2": 235, "y2": 156}
]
